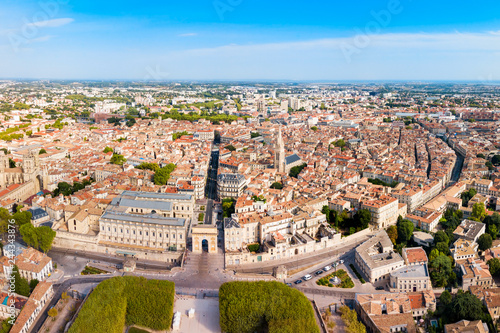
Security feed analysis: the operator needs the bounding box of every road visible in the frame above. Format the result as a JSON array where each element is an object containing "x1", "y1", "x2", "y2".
[
  {"x1": 229, "y1": 233, "x2": 371, "y2": 274},
  {"x1": 48, "y1": 248, "x2": 171, "y2": 270}
]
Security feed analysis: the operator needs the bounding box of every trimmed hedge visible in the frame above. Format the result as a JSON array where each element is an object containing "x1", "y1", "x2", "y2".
[
  {"x1": 69, "y1": 277, "x2": 174, "y2": 333},
  {"x1": 350, "y1": 264, "x2": 366, "y2": 284},
  {"x1": 219, "y1": 281, "x2": 319, "y2": 333}
]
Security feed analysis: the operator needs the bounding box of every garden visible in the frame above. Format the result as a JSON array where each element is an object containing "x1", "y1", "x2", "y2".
[{"x1": 316, "y1": 269, "x2": 354, "y2": 288}]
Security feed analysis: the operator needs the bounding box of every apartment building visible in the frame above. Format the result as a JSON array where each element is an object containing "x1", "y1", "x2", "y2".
[
  {"x1": 217, "y1": 173, "x2": 247, "y2": 200},
  {"x1": 361, "y1": 195, "x2": 399, "y2": 229},
  {"x1": 470, "y1": 286, "x2": 500, "y2": 321},
  {"x1": 0, "y1": 247, "x2": 53, "y2": 282},
  {"x1": 10, "y1": 282, "x2": 53, "y2": 333},
  {"x1": 354, "y1": 230, "x2": 405, "y2": 283},
  {"x1": 459, "y1": 258, "x2": 493, "y2": 289},
  {"x1": 444, "y1": 320, "x2": 489, "y2": 333},
  {"x1": 402, "y1": 247, "x2": 428, "y2": 266},
  {"x1": 356, "y1": 290, "x2": 436, "y2": 333},
  {"x1": 389, "y1": 264, "x2": 432, "y2": 293},
  {"x1": 451, "y1": 238, "x2": 478, "y2": 261},
  {"x1": 406, "y1": 210, "x2": 442, "y2": 232},
  {"x1": 391, "y1": 187, "x2": 423, "y2": 213},
  {"x1": 453, "y1": 220, "x2": 486, "y2": 243}
]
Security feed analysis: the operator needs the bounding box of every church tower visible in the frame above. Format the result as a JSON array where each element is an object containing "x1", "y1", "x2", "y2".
[
  {"x1": 0, "y1": 151, "x2": 9, "y2": 188},
  {"x1": 274, "y1": 127, "x2": 286, "y2": 173},
  {"x1": 22, "y1": 150, "x2": 41, "y2": 192}
]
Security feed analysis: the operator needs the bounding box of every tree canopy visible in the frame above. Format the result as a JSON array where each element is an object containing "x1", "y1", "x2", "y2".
[
  {"x1": 219, "y1": 281, "x2": 319, "y2": 333},
  {"x1": 153, "y1": 163, "x2": 176, "y2": 185},
  {"x1": 69, "y1": 276, "x2": 175, "y2": 333},
  {"x1": 478, "y1": 233, "x2": 493, "y2": 251},
  {"x1": 110, "y1": 153, "x2": 126, "y2": 166}
]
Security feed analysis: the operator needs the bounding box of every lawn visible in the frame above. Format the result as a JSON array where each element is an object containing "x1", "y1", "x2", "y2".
[{"x1": 316, "y1": 269, "x2": 354, "y2": 288}]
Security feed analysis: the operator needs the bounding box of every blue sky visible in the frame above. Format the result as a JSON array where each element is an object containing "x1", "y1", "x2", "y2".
[{"x1": 1, "y1": 0, "x2": 500, "y2": 81}]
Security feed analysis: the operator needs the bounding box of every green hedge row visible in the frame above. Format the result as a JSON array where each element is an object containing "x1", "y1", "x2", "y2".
[
  {"x1": 350, "y1": 264, "x2": 366, "y2": 284},
  {"x1": 69, "y1": 276, "x2": 174, "y2": 333},
  {"x1": 219, "y1": 281, "x2": 319, "y2": 333}
]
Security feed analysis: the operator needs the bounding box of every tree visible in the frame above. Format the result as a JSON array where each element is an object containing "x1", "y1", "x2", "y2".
[
  {"x1": 339, "y1": 306, "x2": 366, "y2": 333},
  {"x1": 48, "y1": 307, "x2": 58, "y2": 319},
  {"x1": 37, "y1": 226, "x2": 56, "y2": 253},
  {"x1": 440, "y1": 290, "x2": 452, "y2": 306},
  {"x1": 397, "y1": 220, "x2": 414, "y2": 244},
  {"x1": 429, "y1": 254, "x2": 452, "y2": 287},
  {"x1": 449, "y1": 291, "x2": 485, "y2": 323},
  {"x1": 429, "y1": 249, "x2": 441, "y2": 261},
  {"x1": 478, "y1": 233, "x2": 492, "y2": 251},
  {"x1": 135, "y1": 162, "x2": 160, "y2": 172},
  {"x1": 39, "y1": 148, "x2": 47, "y2": 155},
  {"x1": 110, "y1": 153, "x2": 126, "y2": 166},
  {"x1": 289, "y1": 163, "x2": 307, "y2": 178},
  {"x1": 321, "y1": 206, "x2": 331, "y2": 224},
  {"x1": 224, "y1": 145, "x2": 236, "y2": 152},
  {"x1": 461, "y1": 188, "x2": 477, "y2": 207},
  {"x1": 153, "y1": 163, "x2": 176, "y2": 185},
  {"x1": 387, "y1": 226, "x2": 398, "y2": 245},
  {"x1": 20, "y1": 223, "x2": 39, "y2": 249},
  {"x1": 471, "y1": 202, "x2": 487, "y2": 222},
  {"x1": 354, "y1": 209, "x2": 371, "y2": 230},
  {"x1": 310, "y1": 126, "x2": 318, "y2": 131},
  {"x1": 334, "y1": 139, "x2": 346, "y2": 148},
  {"x1": 484, "y1": 212, "x2": 500, "y2": 230},
  {"x1": 222, "y1": 199, "x2": 236, "y2": 218},
  {"x1": 434, "y1": 231, "x2": 449, "y2": 245},
  {"x1": 488, "y1": 258, "x2": 500, "y2": 276},
  {"x1": 488, "y1": 224, "x2": 498, "y2": 239},
  {"x1": 8, "y1": 158, "x2": 15, "y2": 168},
  {"x1": 13, "y1": 210, "x2": 32, "y2": 226},
  {"x1": 435, "y1": 242, "x2": 449, "y2": 255},
  {"x1": 103, "y1": 146, "x2": 113, "y2": 153},
  {"x1": 492, "y1": 155, "x2": 500, "y2": 166},
  {"x1": 11, "y1": 265, "x2": 30, "y2": 297},
  {"x1": 29, "y1": 279, "x2": 39, "y2": 291},
  {"x1": 270, "y1": 182, "x2": 283, "y2": 190}
]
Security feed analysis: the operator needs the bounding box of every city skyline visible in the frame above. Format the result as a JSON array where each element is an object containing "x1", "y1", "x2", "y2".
[{"x1": 1, "y1": 0, "x2": 500, "y2": 80}]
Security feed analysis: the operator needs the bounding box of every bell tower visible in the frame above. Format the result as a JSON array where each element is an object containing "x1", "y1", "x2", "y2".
[{"x1": 274, "y1": 127, "x2": 285, "y2": 173}]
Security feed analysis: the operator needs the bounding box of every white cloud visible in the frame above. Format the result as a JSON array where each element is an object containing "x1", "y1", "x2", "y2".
[
  {"x1": 177, "y1": 30, "x2": 500, "y2": 56},
  {"x1": 27, "y1": 18, "x2": 74, "y2": 28}
]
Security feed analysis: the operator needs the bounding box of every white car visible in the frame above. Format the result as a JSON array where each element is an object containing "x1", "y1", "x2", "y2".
[
  {"x1": 339, "y1": 260, "x2": 344, "y2": 264},
  {"x1": 323, "y1": 265, "x2": 332, "y2": 272},
  {"x1": 303, "y1": 274, "x2": 313, "y2": 281}
]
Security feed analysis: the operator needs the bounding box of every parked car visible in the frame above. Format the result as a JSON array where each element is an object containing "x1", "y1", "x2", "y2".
[
  {"x1": 332, "y1": 262, "x2": 339, "y2": 267},
  {"x1": 294, "y1": 279, "x2": 303, "y2": 285},
  {"x1": 285, "y1": 283, "x2": 292, "y2": 287},
  {"x1": 375, "y1": 286, "x2": 384, "y2": 290},
  {"x1": 339, "y1": 260, "x2": 344, "y2": 264},
  {"x1": 315, "y1": 270, "x2": 323, "y2": 276},
  {"x1": 303, "y1": 274, "x2": 313, "y2": 281},
  {"x1": 323, "y1": 265, "x2": 332, "y2": 272}
]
